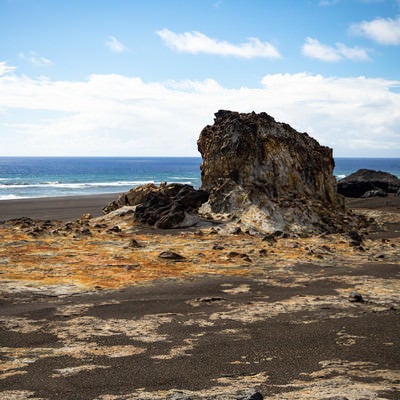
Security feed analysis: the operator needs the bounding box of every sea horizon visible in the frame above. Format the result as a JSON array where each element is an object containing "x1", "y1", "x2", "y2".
[{"x1": 1, "y1": 156, "x2": 399, "y2": 201}]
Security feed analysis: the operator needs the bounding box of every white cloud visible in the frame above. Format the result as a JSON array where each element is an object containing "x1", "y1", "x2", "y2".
[
  {"x1": 105, "y1": 35, "x2": 128, "y2": 53},
  {"x1": 302, "y1": 38, "x2": 341, "y2": 61},
  {"x1": 0, "y1": 66, "x2": 399, "y2": 157},
  {"x1": 302, "y1": 37, "x2": 370, "y2": 61},
  {"x1": 19, "y1": 51, "x2": 53, "y2": 66},
  {"x1": 156, "y1": 29, "x2": 281, "y2": 59},
  {"x1": 351, "y1": 15, "x2": 400, "y2": 45},
  {"x1": 0, "y1": 61, "x2": 15, "y2": 76}
]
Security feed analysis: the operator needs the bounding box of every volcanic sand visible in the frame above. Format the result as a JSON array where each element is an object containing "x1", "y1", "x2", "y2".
[{"x1": 0, "y1": 195, "x2": 399, "y2": 399}]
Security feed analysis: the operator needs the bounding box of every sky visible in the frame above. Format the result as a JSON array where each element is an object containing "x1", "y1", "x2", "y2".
[{"x1": 0, "y1": 0, "x2": 400, "y2": 157}]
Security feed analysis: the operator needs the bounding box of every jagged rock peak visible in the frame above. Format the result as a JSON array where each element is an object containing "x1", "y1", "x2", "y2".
[{"x1": 197, "y1": 110, "x2": 346, "y2": 234}]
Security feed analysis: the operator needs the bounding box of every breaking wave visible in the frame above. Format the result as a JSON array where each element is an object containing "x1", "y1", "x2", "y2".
[{"x1": 0, "y1": 180, "x2": 155, "y2": 190}]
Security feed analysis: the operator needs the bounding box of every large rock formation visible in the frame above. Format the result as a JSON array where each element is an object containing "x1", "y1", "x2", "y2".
[
  {"x1": 197, "y1": 110, "x2": 346, "y2": 234},
  {"x1": 337, "y1": 169, "x2": 400, "y2": 198}
]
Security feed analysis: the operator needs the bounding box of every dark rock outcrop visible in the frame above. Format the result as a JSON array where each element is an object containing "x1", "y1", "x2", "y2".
[
  {"x1": 134, "y1": 184, "x2": 208, "y2": 229},
  {"x1": 103, "y1": 183, "x2": 208, "y2": 229},
  {"x1": 103, "y1": 183, "x2": 162, "y2": 214},
  {"x1": 337, "y1": 169, "x2": 400, "y2": 198},
  {"x1": 197, "y1": 110, "x2": 346, "y2": 234}
]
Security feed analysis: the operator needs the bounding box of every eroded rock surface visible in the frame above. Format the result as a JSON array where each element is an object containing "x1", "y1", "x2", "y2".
[
  {"x1": 337, "y1": 168, "x2": 400, "y2": 198},
  {"x1": 197, "y1": 110, "x2": 346, "y2": 234},
  {"x1": 103, "y1": 183, "x2": 209, "y2": 229}
]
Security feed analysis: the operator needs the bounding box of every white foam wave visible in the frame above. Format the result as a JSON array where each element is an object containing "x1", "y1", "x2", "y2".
[
  {"x1": 0, "y1": 194, "x2": 25, "y2": 200},
  {"x1": 168, "y1": 176, "x2": 194, "y2": 180},
  {"x1": 0, "y1": 180, "x2": 155, "y2": 189}
]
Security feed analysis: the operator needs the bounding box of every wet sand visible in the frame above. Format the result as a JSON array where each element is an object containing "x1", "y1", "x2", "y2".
[{"x1": 0, "y1": 193, "x2": 118, "y2": 221}]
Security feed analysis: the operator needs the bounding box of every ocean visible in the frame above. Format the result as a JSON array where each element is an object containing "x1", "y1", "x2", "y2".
[{"x1": 0, "y1": 156, "x2": 399, "y2": 200}]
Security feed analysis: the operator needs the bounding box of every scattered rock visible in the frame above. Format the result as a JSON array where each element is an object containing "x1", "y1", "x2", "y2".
[
  {"x1": 107, "y1": 226, "x2": 121, "y2": 233},
  {"x1": 320, "y1": 397, "x2": 349, "y2": 400},
  {"x1": 262, "y1": 234, "x2": 276, "y2": 243},
  {"x1": 158, "y1": 251, "x2": 186, "y2": 261},
  {"x1": 198, "y1": 296, "x2": 225, "y2": 303},
  {"x1": 338, "y1": 169, "x2": 400, "y2": 198},
  {"x1": 78, "y1": 227, "x2": 91, "y2": 236},
  {"x1": 128, "y1": 238, "x2": 142, "y2": 248},
  {"x1": 167, "y1": 394, "x2": 192, "y2": 400},
  {"x1": 4, "y1": 218, "x2": 64, "y2": 237},
  {"x1": 79, "y1": 213, "x2": 92, "y2": 221},
  {"x1": 375, "y1": 253, "x2": 386, "y2": 259},
  {"x1": 197, "y1": 110, "x2": 347, "y2": 234},
  {"x1": 227, "y1": 251, "x2": 252, "y2": 263},
  {"x1": 233, "y1": 227, "x2": 242, "y2": 234},
  {"x1": 93, "y1": 223, "x2": 107, "y2": 230},
  {"x1": 236, "y1": 390, "x2": 263, "y2": 400},
  {"x1": 186, "y1": 297, "x2": 226, "y2": 307},
  {"x1": 348, "y1": 230, "x2": 363, "y2": 247},
  {"x1": 125, "y1": 264, "x2": 141, "y2": 271},
  {"x1": 349, "y1": 291, "x2": 364, "y2": 303}
]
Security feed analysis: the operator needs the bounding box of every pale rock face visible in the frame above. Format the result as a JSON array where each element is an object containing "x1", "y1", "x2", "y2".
[{"x1": 197, "y1": 110, "x2": 345, "y2": 234}]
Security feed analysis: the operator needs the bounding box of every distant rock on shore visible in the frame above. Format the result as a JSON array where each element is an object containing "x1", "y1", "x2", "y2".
[
  {"x1": 337, "y1": 169, "x2": 400, "y2": 198},
  {"x1": 197, "y1": 110, "x2": 348, "y2": 234}
]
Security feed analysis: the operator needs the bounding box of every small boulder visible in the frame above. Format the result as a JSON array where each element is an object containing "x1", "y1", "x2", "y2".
[
  {"x1": 349, "y1": 291, "x2": 364, "y2": 303},
  {"x1": 348, "y1": 230, "x2": 363, "y2": 246},
  {"x1": 320, "y1": 397, "x2": 349, "y2": 400},
  {"x1": 158, "y1": 251, "x2": 186, "y2": 261},
  {"x1": 128, "y1": 238, "x2": 142, "y2": 248},
  {"x1": 237, "y1": 391, "x2": 263, "y2": 400}
]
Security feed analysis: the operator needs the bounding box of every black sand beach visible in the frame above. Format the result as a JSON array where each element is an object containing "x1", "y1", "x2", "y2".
[
  {"x1": 0, "y1": 193, "x2": 117, "y2": 221},
  {"x1": 0, "y1": 194, "x2": 399, "y2": 399},
  {"x1": 1, "y1": 192, "x2": 399, "y2": 223},
  {"x1": 1, "y1": 270, "x2": 399, "y2": 400}
]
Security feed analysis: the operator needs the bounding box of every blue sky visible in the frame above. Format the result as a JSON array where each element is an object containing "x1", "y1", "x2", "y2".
[{"x1": 1, "y1": 0, "x2": 399, "y2": 156}]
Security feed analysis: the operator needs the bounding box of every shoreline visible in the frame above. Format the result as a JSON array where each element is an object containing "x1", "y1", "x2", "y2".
[
  {"x1": 1, "y1": 191, "x2": 399, "y2": 223},
  {"x1": 0, "y1": 193, "x2": 119, "y2": 221}
]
